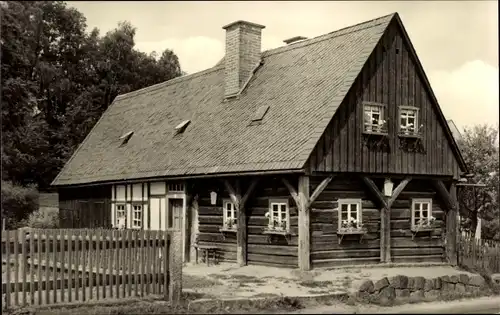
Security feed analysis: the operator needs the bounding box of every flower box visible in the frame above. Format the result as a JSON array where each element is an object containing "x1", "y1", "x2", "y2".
[
  {"x1": 262, "y1": 229, "x2": 290, "y2": 236},
  {"x1": 336, "y1": 227, "x2": 367, "y2": 244},
  {"x1": 337, "y1": 228, "x2": 368, "y2": 235},
  {"x1": 398, "y1": 131, "x2": 422, "y2": 139},
  {"x1": 363, "y1": 124, "x2": 388, "y2": 136},
  {"x1": 219, "y1": 227, "x2": 237, "y2": 233}
]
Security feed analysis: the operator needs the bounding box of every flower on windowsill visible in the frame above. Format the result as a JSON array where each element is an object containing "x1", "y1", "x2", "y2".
[
  {"x1": 225, "y1": 217, "x2": 236, "y2": 229},
  {"x1": 340, "y1": 216, "x2": 362, "y2": 231},
  {"x1": 417, "y1": 216, "x2": 435, "y2": 229}
]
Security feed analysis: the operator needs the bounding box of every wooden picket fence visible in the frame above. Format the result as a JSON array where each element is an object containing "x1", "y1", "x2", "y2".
[
  {"x1": 1, "y1": 228, "x2": 182, "y2": 309},
  {"x1": 457, "y1": 231, "x2": 500, "y2": 274}
]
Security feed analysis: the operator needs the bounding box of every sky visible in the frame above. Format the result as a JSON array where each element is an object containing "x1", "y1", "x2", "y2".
[{"x1": 68, "y1": 1, "x2": 499, "y2": 131}]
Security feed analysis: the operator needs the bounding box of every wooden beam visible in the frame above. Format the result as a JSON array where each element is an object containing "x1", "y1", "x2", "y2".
[
  {"x1": 282, "y1": 178, "x2": 301, "y2": 208},
  {"x1": 298, "y1": 176, "x2": 310, "y2": 271},
  {"x1": 361, "y1": 176, "x2": 387, "y2": 263},
  {"x1": 431, "y1": 180, "x2": 455, "y2": 211},
  {"x1": 241, "y1": 178, "x2": 259, "y2": 207},
  {"x1": 362, "y1": 177, "x2": 388, "y2": 209},
  {"x1": 387, "y1": 177, "x2": 412, "y2": 208},
  {"x1": 223, "y1": 180, "x2": 240, "y2": 207},
  {"x1": 307, "y1": 176, "x2": 334, "y2": 208}
]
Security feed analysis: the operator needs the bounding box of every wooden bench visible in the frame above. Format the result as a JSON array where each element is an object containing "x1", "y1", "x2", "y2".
[{"x1": 194, "y1": 244, "x2": 219, "y2": 266}]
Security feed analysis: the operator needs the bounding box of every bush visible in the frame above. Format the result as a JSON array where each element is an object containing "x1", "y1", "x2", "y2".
[
  {"x1": 1, "y1": 180, "x2": 39, "y2": 229},
  {"x1": 23, "y1": 207, "x2": 59, "y2": 228}
]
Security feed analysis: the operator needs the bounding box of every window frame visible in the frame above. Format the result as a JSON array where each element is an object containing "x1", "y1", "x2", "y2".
[
  {"x1": 115, "y1": 203, "x2": 127, "y2": 228},
  {"x1": 337, "y1": 199, "x2": 363, "y2": 231},
  {"x1": 399, "y1": 106, "x2": 420, "y2": 135},
  {"x1": 363, "y1": 102, "x2": 387, "y2": 134},
  {"x1": 222, "y1": 199, "x2": 237, "y2": 230},
  {"x1": 131, "y1": 203, "x2": 143, "y2": 229},
  {"x1": 268, "y1": 199, "x2": 290, "y2": 232},
  {"x1": 411, "y1": 198, "x2": 433, "y2": 229}
]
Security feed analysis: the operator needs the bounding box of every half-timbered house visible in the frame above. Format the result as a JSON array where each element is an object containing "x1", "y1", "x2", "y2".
[{"x1": 52, "y1": 13, "x2": 468, "y2": 270}]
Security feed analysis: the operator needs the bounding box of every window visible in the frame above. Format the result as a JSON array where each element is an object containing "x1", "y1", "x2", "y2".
[
  {"x1": 132, "y1": 204, "x2": 143, "y2": 229},
  {"x1": 363, "y1": 103, "x2": 387, "y2": 134},
  {"x1": 411, "y1": 198, "x2": 434, "y2": 228},
  {"x1": 222, "y1": 200, "x2": 237, "y2": 230},
  {"x1": 266, "y1": 200, "x2": 290, "y2": 231},
  {"x1": 338, "y1": 199, "x2": 363, "y2": 230},
  {"x1": 399, "y1": 106, "x2": 419, "y2": 135},
  {"x1": 116, "y1": 204, "x2": 127, "y2": 228},
  {"x1": 168, "y1": 183, "x2": 185, "y2": 192}
]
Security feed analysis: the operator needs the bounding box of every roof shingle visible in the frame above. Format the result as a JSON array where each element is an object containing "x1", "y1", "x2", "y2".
[{"x1": 52, "y1": 13, "x2": 395, "y2": 186}]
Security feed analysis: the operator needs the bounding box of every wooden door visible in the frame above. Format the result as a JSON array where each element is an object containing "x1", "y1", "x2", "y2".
[{"x1": 168, "y1": 199, "x2": 183, "y2": 230}]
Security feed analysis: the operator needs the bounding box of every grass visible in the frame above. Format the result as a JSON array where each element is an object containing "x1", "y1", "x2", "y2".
[{"x1": 183, "y1": 274, "x2": 222, "y2": 289}]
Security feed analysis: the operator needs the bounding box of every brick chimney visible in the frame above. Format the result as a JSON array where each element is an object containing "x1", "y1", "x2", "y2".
[{"x1": 222, "y1": 20, "x2": 265, "y2": 98}]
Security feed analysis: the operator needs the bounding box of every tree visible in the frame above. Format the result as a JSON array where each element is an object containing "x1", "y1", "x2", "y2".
[
  {"x1": 1, "y1": 1, "x2": 183, "y2": 190},
  {"x1": 457, "y1": 124, "x2": 499, "y2": 240}
]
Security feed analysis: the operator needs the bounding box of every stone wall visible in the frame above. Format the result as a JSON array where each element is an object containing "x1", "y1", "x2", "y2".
[{"x1": 353, "y1": 274, "x2": 494, "y2": 306}]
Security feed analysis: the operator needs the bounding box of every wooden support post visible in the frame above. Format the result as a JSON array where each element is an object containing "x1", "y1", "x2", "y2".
[
  {"x1": 362, "y1": 177, "x2": 411, "y2": 263},
  {"x1": 298, "y1": 176, "x2": 310, "y2": 271},
  {"x1": 189, "y1": 195, "x2": 199, "y2": 263},
  {"x1": 447, "y1": 183, "x2": 458, "y2": 266},
  {"x1": 223, "y1": 178, "x2": 258, "y2": 267},
  {"x1": 432, "y1": 180, "x2": 458, "y2": 266},
  {"x1": 283, "y1": 175, "x2": 332, "y2": 271}
]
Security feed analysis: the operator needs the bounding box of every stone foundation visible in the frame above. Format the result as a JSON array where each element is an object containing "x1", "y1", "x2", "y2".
[{"x1": 352, "y1": 274, "x2": 493, "y2": 306}]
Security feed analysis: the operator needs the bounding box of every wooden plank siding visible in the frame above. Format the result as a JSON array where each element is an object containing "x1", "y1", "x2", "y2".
[
  {"x1": 309, "y1": 176, "x2": 445, "y2": 269},
  {"x1": 59, "y1": 186, "x2": 112, "y2": 229},
  {"x1": 196, "y1": 177, "x2": 299, "y2": 268},
  {"x1": 307, "y1": 19, "x2": 462, "y2": 177}
]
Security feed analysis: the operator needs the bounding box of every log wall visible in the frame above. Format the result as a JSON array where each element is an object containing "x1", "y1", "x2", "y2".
[
  {"x1": 310, "y1": 175, "x2": 445, "y2": 268},
  {"x1": 196, "y1": 176, "x2": 299, "y2": 267}
]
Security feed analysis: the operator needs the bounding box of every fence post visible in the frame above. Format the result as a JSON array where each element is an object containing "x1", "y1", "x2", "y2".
[
  {"x1": 168, "y1": 230, "x2": 182, "y2": 304},
  {"x1": 4, "y1": 230, "x2": 11, "y2": 308}
]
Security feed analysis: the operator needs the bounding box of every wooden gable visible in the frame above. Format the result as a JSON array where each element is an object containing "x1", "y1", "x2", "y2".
[{"x1": 307, "y1": 15, "x2": 466, "y2": 178}]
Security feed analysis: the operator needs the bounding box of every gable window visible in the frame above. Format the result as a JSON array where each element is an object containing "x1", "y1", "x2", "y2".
[
  {"x1": 222, "y1": 199, "x2": 237, "y2": 230},
  {"x1": 132, "y1": 204, "x2": 143, "y2": 229},
  {"x1": 399, "y1": 106, "x2": 420, "y2": 135},
  {"x1": 338, "y1": 199, "x2": 363, "y2": 231},
  {"x1": 266, "y1": 199, "x2": 290, "y2": 231},
  {"x1": 411, "y1": 198, "x2": 435, "y2": 229},
  {"x1": 363, "y1": 103, "x2": 387, "y2": 134},
  {"x1": 115, "y1": 204, "x2": 127, "y2": 228}
]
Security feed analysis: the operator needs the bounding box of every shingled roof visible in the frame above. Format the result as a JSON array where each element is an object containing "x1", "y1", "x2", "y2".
[{"x1": 52, "y1": 13, "x2": 395, "y2": 186}]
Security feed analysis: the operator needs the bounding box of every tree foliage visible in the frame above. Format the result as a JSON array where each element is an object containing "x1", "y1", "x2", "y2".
[
  {"x1": 1, "y1": 1, "x2": 183, "y2": 190},
  {"x1": 1, "y1": 180, "x2": 39, "y2": 230},
  {"x1": 458, "y1": 124, "x2": 499, "y2": 240}
]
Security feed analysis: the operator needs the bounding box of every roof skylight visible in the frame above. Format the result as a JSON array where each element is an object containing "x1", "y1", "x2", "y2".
[
  {"x1": 119, "y1": 131, "x2": 134, "y2": 146},
  {"x1": 175, "y1": 120, "x2": 191, "y2": 134},
  {"x1": 251, "y1": 105, "x2": 270, "y2": 122}
]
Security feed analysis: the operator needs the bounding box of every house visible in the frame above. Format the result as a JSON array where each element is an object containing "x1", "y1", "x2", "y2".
[{"x1": 52, "y1": 13, "x2": 468, "y2": 271}]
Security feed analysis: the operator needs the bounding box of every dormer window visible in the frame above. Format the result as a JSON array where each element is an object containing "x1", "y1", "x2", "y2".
[
  {"x1": 175, "y1": 120, "x2": 190, "y2": 134},
  {"x1": 250, "y1": 105, "x2": 270, "y2": 125},
  {"x1": 363, "y1": 102, "x2": 387, "y2": 134},
  {"x1": 119, "y1": 131, "x2": 134, "y2": 146}
]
